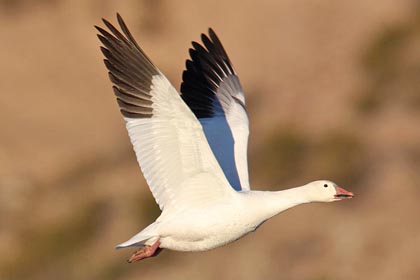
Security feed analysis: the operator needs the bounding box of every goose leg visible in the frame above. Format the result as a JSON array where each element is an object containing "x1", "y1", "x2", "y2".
[{"x1": 127, "y1": 239, "x2": 161, "y2": 263}]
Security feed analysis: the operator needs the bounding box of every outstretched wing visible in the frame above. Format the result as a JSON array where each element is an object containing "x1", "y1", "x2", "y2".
[
  {"x1": 181, "y1": 29, "x2": 250, "y2": 191},
  {"x1": 96, "y1": 15, "x2": 235, "y2": 211}
]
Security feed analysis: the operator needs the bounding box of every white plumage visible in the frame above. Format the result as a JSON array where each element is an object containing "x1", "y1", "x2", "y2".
[
  {"x1": 96, "y1": 14, "x2": 354, "y2": 262},
  {"x1": 125, "y1": 75, "x2": 232, "y2": 212}
]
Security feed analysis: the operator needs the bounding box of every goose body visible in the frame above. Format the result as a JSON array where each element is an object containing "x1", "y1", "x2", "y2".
[
  {"x1": 118, "y1": 189, "x2": 300, "y2": 252},
  {"x1": 95, "y1": 14, "x2": 354, "y2": 262}
]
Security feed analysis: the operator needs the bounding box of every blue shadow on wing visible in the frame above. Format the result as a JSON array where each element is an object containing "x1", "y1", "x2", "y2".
[{"x1": 199, "y1": 116, "x2": 242, "y2": 191}]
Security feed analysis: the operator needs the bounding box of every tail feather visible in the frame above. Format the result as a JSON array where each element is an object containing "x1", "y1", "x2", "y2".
[
  {"x1": 115, "y1": 223, "x2": 159, "y2": 249},
  {"x1": 115, "y1": 236, "x2": 148, "y2": 249}
]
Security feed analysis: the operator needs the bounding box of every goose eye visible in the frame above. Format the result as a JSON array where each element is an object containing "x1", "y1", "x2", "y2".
[{"x1": 324, "y1": 184, "x2": 328, "y2": 188}]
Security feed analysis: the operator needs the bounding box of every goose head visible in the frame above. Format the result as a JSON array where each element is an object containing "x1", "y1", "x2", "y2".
[{"x1": 305, "y1": 180, "x2": 354, "y2": 202}]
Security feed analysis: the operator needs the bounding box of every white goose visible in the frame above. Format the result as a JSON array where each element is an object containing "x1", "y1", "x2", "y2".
[{"x1": 96, "y1": 14, "x2": 354, "y2": 262}]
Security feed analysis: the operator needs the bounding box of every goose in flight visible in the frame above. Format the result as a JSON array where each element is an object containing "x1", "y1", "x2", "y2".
[{"x1": 95, "y1": 14, "x2": 354, "y2": 263}]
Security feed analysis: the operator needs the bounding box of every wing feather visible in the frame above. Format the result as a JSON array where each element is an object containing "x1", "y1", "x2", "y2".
[
  {"x1": 96, "y1": 14, "x2": 235, "y2": 211},
  {"x1": 181, "y1": 29, "x2": 250, "y2": 191}
]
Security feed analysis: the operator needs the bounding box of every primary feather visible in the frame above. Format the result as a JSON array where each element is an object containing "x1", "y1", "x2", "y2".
[
  {"x1": 96, "y1": 15, "x2": 235, "y2": 212},
  {"x1": 181, "y1": 29, "x2": 250, "y2": 191}
]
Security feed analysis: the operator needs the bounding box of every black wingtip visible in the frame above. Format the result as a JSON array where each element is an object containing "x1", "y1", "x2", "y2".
[
  {"x1": 116, "y1": 13, "x2": 124, "y2": 25},
  {"x1": 94, "y1": 25, "x2": 106, "y2": 35},
  {"x1": 95, "y1": 13, "x2": 159, "y2": 119},
  {"x1": 208, "y1": 28, "x2": 223, "y2": 50},
  {"x1": 188, "y1": 48, "x2": 196, "y2": 57},
  {"x1": 101, "y1": 18, "x2": 112, "y2": 30},
  {"x1": 95, "y1": 25, "x2": 113, "y2": 40},
  {"x1": 102, "y1": 18, "x2": 118, "y2": 35},
  {"x1": 200, "y1": 33, "x2": 210, "y2": 45},
  {"x1": 208, "y1": 28, "x2": 217, "y2": 39},
  {"x1": 181, "y1": 26, "x2": 243, "y2": 119},
  {"x1": 100, "y1": 47, "x2": 110, "y2": 58},
  {"x1": 192, "y1": 41, "x2": 206, "y2": 52}
]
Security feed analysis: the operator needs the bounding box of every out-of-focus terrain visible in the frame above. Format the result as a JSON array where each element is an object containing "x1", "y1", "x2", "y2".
[{"x1": 1, "y1": 1, "x2": 419, "y2": 279}]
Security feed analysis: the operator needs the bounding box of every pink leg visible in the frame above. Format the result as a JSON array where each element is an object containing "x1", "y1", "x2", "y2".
[{"x1": 127, "y1": 239, "x2": 161, "y2": 263}]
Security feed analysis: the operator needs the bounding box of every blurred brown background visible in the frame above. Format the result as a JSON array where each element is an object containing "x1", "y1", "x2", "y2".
[{"x1": 1, "y1": 0, "x2": 419, "y2": 279}]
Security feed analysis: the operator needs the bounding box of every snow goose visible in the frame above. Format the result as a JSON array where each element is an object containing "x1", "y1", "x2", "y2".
[{"x1": 95, "y1": 14, "x2": 354, "y2": 263}]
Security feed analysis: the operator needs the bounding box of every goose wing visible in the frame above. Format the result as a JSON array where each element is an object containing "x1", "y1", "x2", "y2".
[
  {"x1": 96, "y1": 15, "x2": 235, "y2": 211},
  {"x1": 180, "y1": 29, "x2": 250, "y2": 191}
]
